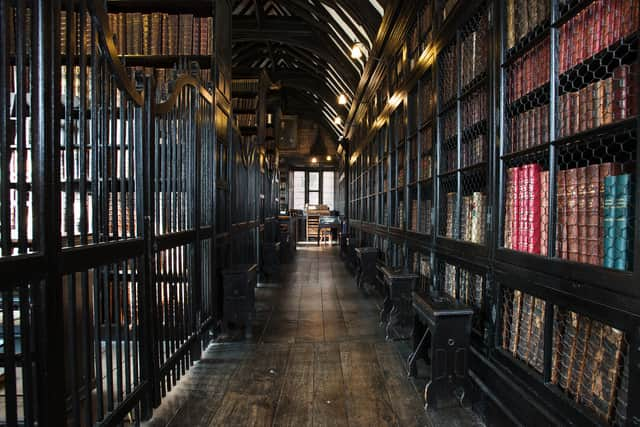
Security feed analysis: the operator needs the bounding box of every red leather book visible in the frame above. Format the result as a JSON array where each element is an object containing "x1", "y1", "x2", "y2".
[
  {"x1": 519, "y1": 166, "x2": 528, "y2": 252},
  {"x1": 512, "y1": 167, "x2": 521, "y2": 251},
  {"x1": 613, "y1": 65, "x2": 627, "y2": 122},
  {"x1": 577, "y1": 167, "x2": 588, "y2": 263},
  {"x1": 528, "y1": 164, "x2": 542, "y2": 254},
  {"x1": 540, "y1": 170, "x2": 549, "y2": 256}
]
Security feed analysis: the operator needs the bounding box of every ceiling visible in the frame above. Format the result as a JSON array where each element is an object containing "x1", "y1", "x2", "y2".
[{"x1": 231, "y1": 0, "x2": 386, "y2": 137}]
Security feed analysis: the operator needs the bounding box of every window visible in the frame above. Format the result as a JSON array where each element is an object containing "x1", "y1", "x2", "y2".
[
  {"x1": 323, "y1": 171, "x2": 335, "y2": 210},
  {"x1": 309, "y1": 172, "x2": 320, "y2": 206},
  {"x1": 293, "y1": 171, "x2": 306, "y2": 210},
  {"x1": 291, "y1": 170, "x2": 337, "y2": 212}
]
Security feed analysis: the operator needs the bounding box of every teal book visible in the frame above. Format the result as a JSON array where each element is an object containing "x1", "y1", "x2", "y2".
[
  {"x1": 602, "y1": 175, "x2": 617, "y2": 269},
  {"x1": 614, "y1": 174, "x2": 634, "y2": 271}
]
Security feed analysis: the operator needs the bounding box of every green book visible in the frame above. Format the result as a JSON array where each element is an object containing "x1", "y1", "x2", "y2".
[
  {"x1": 602, "y1": 175, "x2": 617, "y2": 269},
  {"x1": 613, "y1": 174, "x2": 634, "y2": 271}
]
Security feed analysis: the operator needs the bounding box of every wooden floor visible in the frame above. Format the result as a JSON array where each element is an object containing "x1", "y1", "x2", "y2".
[{"x1": 145, "y1": 246, "x2": 483, "y2": 427}]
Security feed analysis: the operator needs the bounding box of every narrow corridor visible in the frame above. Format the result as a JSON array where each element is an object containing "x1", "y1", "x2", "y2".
[{"x1": 145, "y1": 247, "x2": 481, "y2": 427}]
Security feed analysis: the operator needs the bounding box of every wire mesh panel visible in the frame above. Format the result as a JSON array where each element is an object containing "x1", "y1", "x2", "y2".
[
  {"x1": 505, "y1": 0, "x2": 551, "y2": 57},
  {"x1": 438, "y1": 41, "x2": 457, "y2": 110},
  {"x1": 500, "y1": 286, "x2": 546, "y2": 374},
  {"x1": 551, "y1": 306, "x2": 630, "y2": 425},
  {"x1": 502, "y1": 150, "x2": 551, "y2": 253},
  {"x1": 554, "y1": 0, "x2": 639, "y2": 271}
]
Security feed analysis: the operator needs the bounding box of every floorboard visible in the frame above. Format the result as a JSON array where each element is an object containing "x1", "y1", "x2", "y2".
[{"x1": 144, "y1": 246, "x2": 482, "y2": 427}]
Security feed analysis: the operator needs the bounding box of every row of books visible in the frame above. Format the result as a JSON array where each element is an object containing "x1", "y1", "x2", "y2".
[
  {"x1": 460, "y1": 12, "x2": 488, "y2": 90},
  {"x1": 444, "y1": 262, "x2": 457, "y2": 299},
  {"x1": 507, "y1": 38, "x2": 550, "y2": 102},
  {"x1": 603, "y1": 174, "x2": 634, "y2": 270},
  {"x1": 551, "y1": 308, "x2": 627, "y2": 424},
  {"x1": 461, "y1": 89, "x2": 487, "y2": 132},
  {"x1": 232, "y1": 96, "x2": 258, "y2": 111},
  {"x1": 443, "y1": 143, "x2": 457, "y2": 173},
  {"x1": 508, "y1": 104, "x2": 549, "y2": 153},
  {"x1": 107, "y1": 13, "x2": 214, "y2": 57},
  {"x1": 412, "y1": 252, "x2": 432, "y2": 293},
  {"x1": 558, "y1": 64, "x2": 638, "y2": 138},
  {"x1": 505, "y1": 0, "x2": 550, "y2": 50},
  {"x1": 442, "y1": 108, "x2": 457, "y2": 142},
  {"x1": 398, "y1": 168, "x2": 406, "y2": 188},
  {"x1": 439, "y1": 45, "x2": 458, "y2": 105},
  {"x1": 503, "y1": 289, "x2": 545, "y2": 373},
  {"x1": 232, "y1": 79, "x2": 259, "y2": 93},
  {"x1": 421, "y1": 154, "x2": 433, "y2": 180},
  {"x1": 461, "y1": 134, "x2": 487, "y2": 168},
  {"x1": 410, "y1": 199, "x2": 432, "y2": 234},
  {"x1": 445, "y1": 192, "x2": 456, "y2": 238},
  {"x1": 556, "y1": 163, "x2": 633, "y2": 269},
  {"x1": 558, "y1": 0, "x2": 639, "y2": 74},
  {"x1": 504, "y1": 164, "x2": 549, "y2": 254},
  {"x1": 460, "y1": 192, "x2": 487, "y2": 244},
  {"x1": 421, "y1": 80, "x2": 435, "y2": 123},
  {"x1": 236, "y1": 114, "x2": 257, "y2": 128}
]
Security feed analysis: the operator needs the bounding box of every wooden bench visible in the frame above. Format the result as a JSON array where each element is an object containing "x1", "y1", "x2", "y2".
[{"x1": 407, "y1": 291, "x2": 473, "y2": 410}]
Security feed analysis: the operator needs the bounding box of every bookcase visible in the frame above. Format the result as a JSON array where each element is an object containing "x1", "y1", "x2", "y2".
[{"x1": 346, "y1": 0, "x2": 640, "y2": 425}]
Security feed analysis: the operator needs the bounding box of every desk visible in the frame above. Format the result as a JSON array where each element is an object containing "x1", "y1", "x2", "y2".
[
  {"x1": 407, "y1": 291, "x2": 473, "y2": 410},
  {"x1": 379, "y1": 267, "x2": 418, "y2": 340},
  {"x1": 354, "y1": 247, "x2": 378, "y2": 290}
]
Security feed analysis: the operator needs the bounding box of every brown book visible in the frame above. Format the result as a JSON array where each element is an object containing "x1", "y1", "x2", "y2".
[
  {"x1": 577, "y1": 167, "x2": 588, "y2": 263},
  {"x1": 540, "y1": 171, "x2": 549, "y2": 256},
  {"x1": 193, "y1": 17, "x2": 201, "y2": 56},
  {"x1": 168, "y1": 15, "x2": 179, "y2": 56},
  {"x1": 585, "y1": 164, "x2": 600, "y2": 265},
  {"x1": 179, "y1": 14, "x2": 194, "y2": 55},
  {"x1": 566, "y1": 168, "x2": 579, "y2": 261},
  {"x1": 505, "y1": 168, "x2": 514, "y2": 249},
  {"x1": 150, "y1": 13, "x2": 162, "y2": 56},
  {"x1": 161, "y1": 14, "x2": 169, "y2": 55},
  {"x1": 142, "y1": 14, "x2": 151, "y2": 55},
  {"x1": 556, "y1": 169, "x2": 567, "y2": 259}
]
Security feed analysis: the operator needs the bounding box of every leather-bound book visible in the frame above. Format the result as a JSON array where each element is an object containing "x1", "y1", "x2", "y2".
[
  {"x1": 168, "y1": 15, "x2": 179, "y2": 56},
  {"x1": 614, "y1": 174, "x2": 634, "y2": 271},
  {"x1": 161, "y1": 14, "x2": 169, "y2": 55},
  {"x1": 566, "y1": 168, "x2": 579, "y2": 261},
  {"x1": 557, "y1": 168, "x2": 567, "y2": 259},
  {"x1": 513, "y1": 167, "x2": 521, "y2": 251},
  {"x1": 151, "y1": 13, "x2": 162, "y2": 56},
  {"x1": 603, "y1": 175, "x2": 617, "y2": 269},
  {"x1": 540, "y1": 170, "x2": 549, "y2": 256},
  {"x1": 600, "y1": 163, "x2": 623, "y2": 265},
  {"x1": 505, "y1": 168, "x2": 514, "y2": 249},
  {"x1": 585, "y1": 164, "x2": 600, "y2": 265},
  {"x1": 577, "y1": 167, "x2": 588, "y2": 263},
  {"x1": 142, "y1": 13, "x2": 151, "y2": 55}
]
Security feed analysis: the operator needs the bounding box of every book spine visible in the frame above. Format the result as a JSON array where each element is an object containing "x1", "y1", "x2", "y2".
[
  {"x1": 513, "y1": 167, "x2": 521, "y2": 251},
  {"x1": 603, "y1": 175, "x2": 617, "y2": 268},
  {"x1": 585, "y1": 164, "x2": 600, "y2": 265},
  {"x1": 529, "y1": 164, "x2": 541, "y2": 254},
  {"x1": 577, "y1": 167, "x2": 588, "y2": 263},
  {"x1": 540, "y1": 170, "x2": 549, "y2": 256},
  {"x1": 613, "y1": 174, "x2": 634, "y2": 271},
  {"x1": 566, "y1": 168, "x2": 579, "y2": 261}
]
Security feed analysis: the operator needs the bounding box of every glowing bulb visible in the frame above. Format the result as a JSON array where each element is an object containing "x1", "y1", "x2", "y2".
[
  {"x1": 338, "y1": 94, "x2": 348, "y2": 105},
  {"x1": 334, "y1": 116, "x2": 343, "y2": 125},
  {"x1": 311, "y1": 157, "x2": 318, "y2": 163},
  {"x1": 350, "y1": 43, "x2": 364, "y2": 60},
  {"x1": 326, "y1": 155, "x2": 332, "y2": 161}
]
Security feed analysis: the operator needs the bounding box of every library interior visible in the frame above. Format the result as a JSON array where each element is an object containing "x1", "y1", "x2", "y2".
[{"x1": 0, "y1": 0, "x2": 638, "y2": 425}]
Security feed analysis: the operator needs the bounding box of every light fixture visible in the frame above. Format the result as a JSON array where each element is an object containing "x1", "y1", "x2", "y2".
[
  {"x1": 350, "y1": 42, "x2": 366, "y2": 60},
  {"x1": 334, "y1": 116, "x2": 343, "y2": 125},
  {"x1": 311, "y1": 157, "x2": 318, "y2": 163},
  {"x1": 326, "y1": 155, "x2": 332, "y2": 161},
  {"x1": 338, "y1": 94, "x2": 348, "y2": 105}
]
